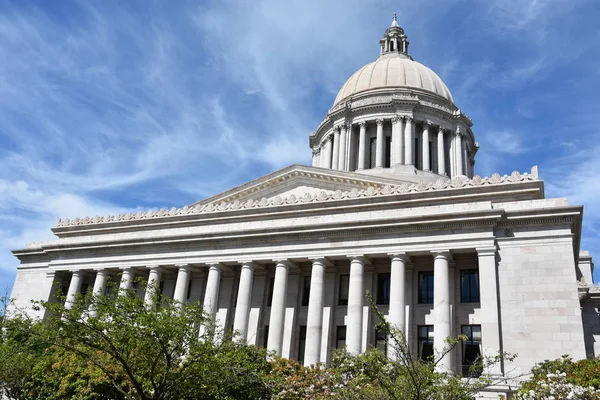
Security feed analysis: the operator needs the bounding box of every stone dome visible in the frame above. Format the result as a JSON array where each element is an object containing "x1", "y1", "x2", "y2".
[{"x1": 333, "y1": 53, "x2": 453, "y2": 106}]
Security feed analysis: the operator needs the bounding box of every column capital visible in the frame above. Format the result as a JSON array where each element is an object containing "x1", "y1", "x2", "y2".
[
  {"x1": 347, "y1": 255, "x2": 370, "y2": 264},
  {"x1": 405, "y1": 116, "x2": 414, "y2": 123},
  {"x1": 308, "y1": 257, "x2": 333, "y2": 266},
  {"x1": 119, "y1": 266, "x2": 135, "y2": 272},
  {"x1": 391, "y1": 115, "x2": 402, "y2": 124},
  {"x1": 312, "y1": 148, "x2": 319, "y2": 156},
  {"x1": 333, "y1": 125, "x2": 342, "y2": 133},
  {"x1": 358, "y1": 120, "x2": 367, "y2": 128},
  {"x1": 69, "y1": 269, "x2": 83, "y2": 274},
  {"x1": 272, "y1": 259, "x2": 297, "y2": 269},
  {"x1": 175, "y1": 263, "x2": 192, "y2": 271},
  {"x1": 146, "y1": 265, "x2": 163, "y2": 272},
  {"x1": 92, "y1": 268, "x2": 109, "y2": 275},
  {"x1": 325, "y1": 133, "x2": 333, "y2": 143},
  {"x1": 430, "y1": 250, "x2": 452, "y2": 260},
  {"x1": 375, "y1": 118, "x2": 384, "y2": 126},
  {"x1": 438, "y1": 125, "x2": 445, "y2": 133},
  {"x1": 422, "y1": 120, "x2": 431, "y2": 127},
  {"x1": 476, "y1": 247, "x2": 498, "y2": 257},
  {"x1": 388, "y1": 252, "x2": 411, "y2": 262},
  {"x1": 237, "y1": 261, "x2": 260, "y2": 270}
]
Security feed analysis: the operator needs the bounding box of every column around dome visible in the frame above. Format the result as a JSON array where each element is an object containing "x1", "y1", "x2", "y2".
[
  {"x1": 357, "y1": 121, "x2": 367, "y2": 170},
  {"x1": 332, "y1": 126, "x2": 341, "y2": 170},
  {"x1": 375, "y1": 119, "x2": 384, "y2": 168},
  {"x1": 404, "y1": 116, "x2": 414, "y2": 165},
  {"x1": 339, "y1": 124, "x2": 348, "y2": 171},
  {"x1": 391, "y1": 115, "x2": 402, "y2": 166},
  {"x1": 422, "y1": 121, "x2": 431, "y2": 171},
  {"x1": 322, "y1": 134, "x2": 333, "y2": 169},
  {"x1": 311, "y1": 148, "x2": 319, "y2": 167},
  {"x1": 455, "y1": 128, "x2": 464, "y2": 176},
  {"x1": 437, "y1": 126, "x2": 446, "y2": 176}
]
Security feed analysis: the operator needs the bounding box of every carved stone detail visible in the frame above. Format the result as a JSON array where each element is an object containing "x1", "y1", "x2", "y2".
[{"x1": 375, "y1": 118, "x2": 384, "y2": 126}]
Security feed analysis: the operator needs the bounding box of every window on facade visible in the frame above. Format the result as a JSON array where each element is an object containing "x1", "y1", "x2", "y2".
[
  {"x1": 338, "y1": 274, "x2": 349, "y2": 305},
  {"x1": 336, "y1": 326, "x2": 347, "y2": 349},
  {"x1": 461, "y1": 325, "x2": 482, "y2": 377},
  {"x1": 302, "y1": 276, "x2": 311, "y2": 306},
  {"x1": 461, "y1": 270, "x2": 480, "y2": 303},
  {"x1": 375, "y1": 327, "x2": 387, "y2": 353},
  {"x1": 298, "y1": 325, "x2": 307, "y2": 364},
  {"x1": 267, "y1": 276, "x2": 275, "y2": 307},
  {"x1": 187, "y1": 280, "x2": 193, "y2": 300},
  {"x1": 418, "y1": 272, "x2": 434, "y2": 304},
  {"x1": 377, "y1": 273, "x2": 391, "y2": 305},
  {"x1": 369, "y1": 137, "x2": 377, "y2": 169},
  {"x1": 418, "y1": 325, "x2": 434, "y2": 361},
  {"x1": 385, "y1": 136, "x2": 391, "y2": 168},
  {"x1": 263, "y1": 325, "x2": 269, "y2": 348}
]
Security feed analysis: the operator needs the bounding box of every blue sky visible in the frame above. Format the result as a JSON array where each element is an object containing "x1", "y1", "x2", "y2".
[{"x1": 1, "y1": 0, "x2": 600, "y2": 291}]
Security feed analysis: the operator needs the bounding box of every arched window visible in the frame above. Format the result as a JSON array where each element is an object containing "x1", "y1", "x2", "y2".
[{"x1": 389, "y1": 41, "x2": 395, "y2": 51}]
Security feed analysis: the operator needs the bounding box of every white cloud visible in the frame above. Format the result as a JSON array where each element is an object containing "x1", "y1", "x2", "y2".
[{"x1": 483, "y1": 130, "x2": 527, "y2": 155}]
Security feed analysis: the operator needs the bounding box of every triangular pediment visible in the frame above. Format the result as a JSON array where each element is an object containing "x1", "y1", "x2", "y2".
[{"x1": 190, "y1": 164, "x2": 405, "y2": 207}]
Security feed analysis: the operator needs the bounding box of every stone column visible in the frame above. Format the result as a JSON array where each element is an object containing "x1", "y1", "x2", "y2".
[
  {"x1": 323, "y1": 135, "x2": 333, "y2": 169},
  {"x1": 332, "y1": 127, "x2": 341, "y2": 170},
  {"x1": 267, "y1": 260, "x2": 291, "y2": 356},
  {"x1": 432, "y1": 251, "x2": 452, "y2": 373},
  {"x1": 144, "y1": 266, "x2": 162, "y2": 305},
  {"x1": 347, "y1": 256, "x2": 366, "y2": 354},
  {"x1": 304, "y1": 258, "x2": 327, "y2": 366},
  {"x1": 339, "y1": 124, "x2": 348, "y2": 171},
  {"x1": 92, "y1": 269, "x2": 108, "y2": 298},
  {"x1": 455, "y1": 130, "x2": 463, "y2": 176},
  {"x1": 391, "y1": 116, "x2": 402, "y2": 166},
  {"x1": 478, "y1": 248, "x2": 503, "y2": 375},
  {"x1": 375, "y1": 119, "x2": 384, "y2": 168},
  {"x1": 233, "y1": 262, "x2": 255, "y2": 342},
  {"x1": 173, "y1": 264, "x2": 191, "y2": 305},
  {"x1": 65, "y1": 270, "x2": 83, "y2": 310},
  {"x1": 203, "y1": 263, "x2": 222, "y2": 321},
  {"x1": 119, "y1": 268, "x2": 134, "y2": 291},
  {"x1": 388, "y1": 253, "x2": 409, "y2": 359},
  {"x1": 312, "y1": 149, "x2": 319, "y2": 167},
  {"x1": 437, "y1": 126, "x2": 446, "y2": 176},
  {"x1": 422, "y1": 121, "x2": 430, "y2": 171},
  {"x1": 404, "y1": 116, "x2": 414, "y2": 165},
  {"x1": 357, "y1": 121, "x2": 367, "y2": 170}
]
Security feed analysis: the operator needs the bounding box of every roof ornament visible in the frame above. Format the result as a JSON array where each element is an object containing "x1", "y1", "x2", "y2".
[
  {"x1": 380, "y1": 13, "x2": 409, "y2": 57},
  {"x1": 391, "y1": 13, "x2": 399, "y2": 27}
]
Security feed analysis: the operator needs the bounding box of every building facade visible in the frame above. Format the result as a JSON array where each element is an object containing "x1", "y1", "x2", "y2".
[{"x1": 10, "y1": 16, "x2": 600, "y2": 394}]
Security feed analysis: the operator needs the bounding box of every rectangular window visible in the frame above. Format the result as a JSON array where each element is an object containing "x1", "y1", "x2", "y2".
[
  {"x1": 418, "y1": 272, "x2": 434, "y2": 304},
  {"x1": 263, "y1": 325, "x2": 269, "y2": 348},
  {"x1": 418, "y1": 325, "x2": 434, "y2": 361},
  {"x1": 375, "y1": 327, "x2": 387, "y2": 354},
  {"x1": 267, "y1": 277, "x2": 275, "y2": 307},
  {"x1": 336, "y1": 326, "x2": 347, "y2": 349},
  {"x1": 384, "y1": 136, "x2": 391, "y2": 168},
  {"x1": 369, "y1": 137, "x2": 377, "y2": 169},
  {"x1": 376, "y1": 273, "x2": 391, "y2": 305},
  {"x1": 461, "y1": 325, "x2": 482, "y2": 377},
  {"x1": 338, "y1": 274, "x2": 350, "y2": 306},
  {"x1": 461, "y1": 270, "x2": 480, "y2": 303},
  {"x1": 298, "y1": 325, "x2": 307, "y2": 364},
  {"x1": 187, "y1": 280, "x2": 193, "y2": 300},
  {"x1": 302, "y1": 276, "x2": 311, "y2": 306},
  {"x1": 414, "y1": 137, "x2": 420, "y2": 169}
]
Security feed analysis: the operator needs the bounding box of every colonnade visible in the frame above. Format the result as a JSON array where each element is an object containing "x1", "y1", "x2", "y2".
[
  {"x1": 311, "y1": 116, "x2": 473, "y2": 178},
  {"x1": 61, "y1": 248, "x2": 500, "y2": 374}
]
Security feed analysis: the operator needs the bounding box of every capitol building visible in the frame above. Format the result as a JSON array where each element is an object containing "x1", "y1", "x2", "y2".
[{"x1": 10, "y1": 16, "x2": 600, "y2": 395}]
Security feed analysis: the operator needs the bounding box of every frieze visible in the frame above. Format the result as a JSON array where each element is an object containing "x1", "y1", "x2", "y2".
[{"x1": 56, "y1": 166, "x2": 540, "y2": 228}]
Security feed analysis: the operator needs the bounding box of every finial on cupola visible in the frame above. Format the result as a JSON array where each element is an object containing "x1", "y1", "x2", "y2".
[
  {"x1": 379, "y1": 13, "x2": 410, "y2": 57},
  {"x1": 391, "y1": 13, "x2": 399, "y2": 27}
]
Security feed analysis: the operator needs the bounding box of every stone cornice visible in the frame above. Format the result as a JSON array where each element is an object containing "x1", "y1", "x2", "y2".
[{"x1": 54, "y1": 166, "x2": 540, "y2": 229}]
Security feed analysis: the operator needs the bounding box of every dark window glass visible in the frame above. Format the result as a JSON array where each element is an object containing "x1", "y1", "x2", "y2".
[
  {"x1": 187, "y1": 280, "x2": 193, "y2": 299},
  {"x1": 60, "y1": 283, "x2": 68, "y2": 297},
  {"x1": 81, "y1": 283, "x2": 90, "y2": 294},
  {"x1": 461, "y1": 270, "x2": 480, "y2": 303},
  {"x1": 375, "y1": 327, "x2": 387, "y2": 353},
  {"x1": 377, "y1": 273, "x2": 391, "y2": 305},
  {"x1": 336, "y1": 326, "x2": 347, "y2": 349},
  {"x1": 302, "y1": 276, "x2": 311, "y2": 306},
  {"x1": 338, "y1": 275, "x2": 349, "y2": 305},
  {"x1": 418, "y1": 272, "x2": 434, "y2": 304},
  {"x1": 461, "y1": 325, "x2": 482, "y2": 377},
  {"x1": 418, "y1": 325, "x2": 434, "y2": 361},
  {"x1": 429, "y1": 140, "x2": 433, "y2": 170},
  {"x1": 444, "y1": 134, "x2": 451, "y2": 176},
  {"x1": 267, "y1": 277, "x2": 275, "y2": 307},
  {"x1": 298, "y1": 325, "x2": 307, "y2": 364},
  {"x1": 385, "y1": 136, "x2": 391, "y2": 168},
  {"x1": 369, "y1": 137, "x2": 377, "y2": 169},
  {"x1": 159, "y1": 281, "x2": 165, "y2": 295},
  {"x1": 415, "y1": 137, "x2": 420, "y2": 169},
  {"x1": 263, "y1": 325, "x2": 269, "y2": 348}
]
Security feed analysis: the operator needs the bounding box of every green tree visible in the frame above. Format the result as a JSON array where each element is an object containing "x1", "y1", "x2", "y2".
[{"x1": 8, "y1": 281, "x2": 272, "y2": 400}]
